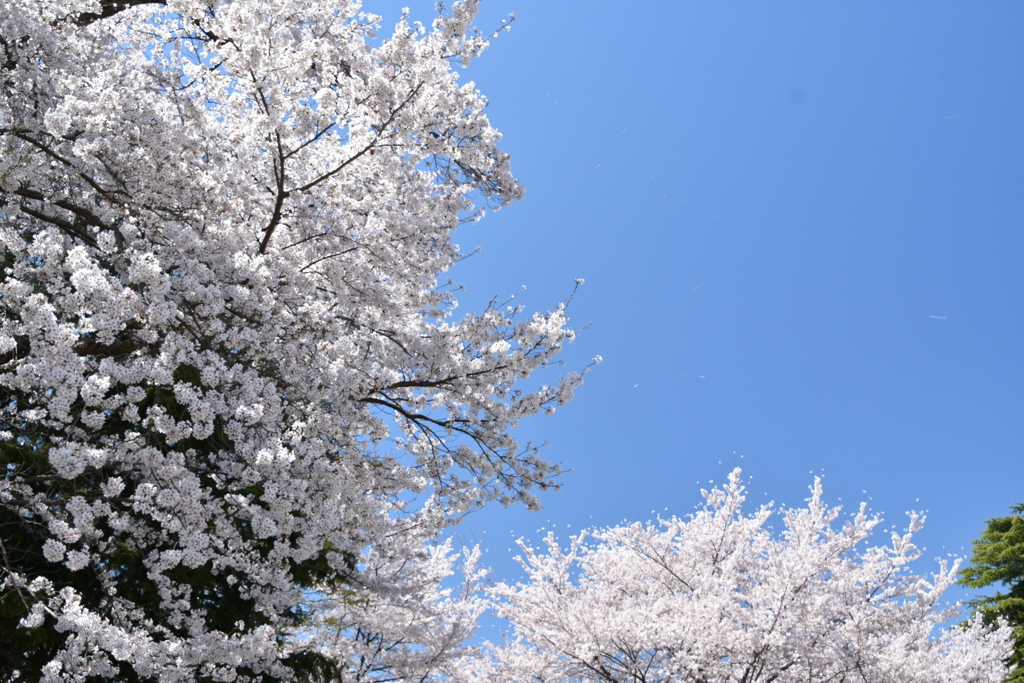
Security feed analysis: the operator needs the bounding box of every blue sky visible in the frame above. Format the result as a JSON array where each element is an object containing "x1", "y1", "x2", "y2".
[{"x1": 365, "y1": 0, "x2": 1024, "y2": 598}]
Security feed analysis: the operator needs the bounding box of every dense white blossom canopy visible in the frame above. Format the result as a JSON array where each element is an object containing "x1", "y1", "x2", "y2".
[
  {"x1": 470, "y1": 470, "x2": 1012, "y2": 683},
  {"x1": 0, "y1": 0, "x2": 583, "y2": 678}
]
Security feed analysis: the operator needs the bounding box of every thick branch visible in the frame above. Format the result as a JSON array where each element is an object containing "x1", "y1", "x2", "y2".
[
  {"x1": 17, "y1": 205, "x2": 97, "y2": 248},
  {"x1": 74, "y1": 0, "x2": 164, "y2": 26},
  {"x1": 14, "y1": 187, "x2": 113, "y2": 234},
  {"x1": 258, "y1": 132, "x2": 289, "y2": 255}
]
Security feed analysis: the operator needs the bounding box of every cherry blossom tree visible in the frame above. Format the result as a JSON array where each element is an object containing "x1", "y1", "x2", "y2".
[
  {"x1": 0, "y1": 0, "x2": 586, "y2": 678},
  {"x1": 477, "y1": 470, "x2": 1012, "y2": 683}
]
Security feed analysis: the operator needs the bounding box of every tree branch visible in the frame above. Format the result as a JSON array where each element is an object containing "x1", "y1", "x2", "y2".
[{"x1": 73, "y1": 0, "x2": 164, "y2": 26}]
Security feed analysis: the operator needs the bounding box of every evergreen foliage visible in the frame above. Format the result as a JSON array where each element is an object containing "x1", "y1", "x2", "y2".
[{"x1": 961, "y1": 505, "x2": 1024, "y2": 682}]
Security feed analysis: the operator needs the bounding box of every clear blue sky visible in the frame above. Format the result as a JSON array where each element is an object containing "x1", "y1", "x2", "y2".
[{"x1": 365, "y1": 0, "x2": 1024, "y2": 598}]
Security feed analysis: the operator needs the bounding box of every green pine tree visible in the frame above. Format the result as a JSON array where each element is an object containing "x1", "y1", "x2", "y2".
[{"x1": 960, "y1": 505, "x2": 1024, "y2": 682}]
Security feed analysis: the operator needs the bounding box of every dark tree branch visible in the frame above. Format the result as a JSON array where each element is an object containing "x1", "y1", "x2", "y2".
[
  {"x1": 259, "y1": 132, "x2": 289, "y2": 255},
  {"x1": 289, "y1": 82, "x2": 425, "y2": 195},
  {"x1": 17, "y1": 205, "x2": 97, "y2": 248},
  {"x1": 74, "y1": 0, "x2": 165, "y2": 26},
  {"x1": 10, "y1": 131, "x2": 126, "y2": 203},
  {"x1": 14, "y1": 188, "x2": 111, "y2": 232}
]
